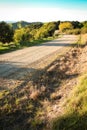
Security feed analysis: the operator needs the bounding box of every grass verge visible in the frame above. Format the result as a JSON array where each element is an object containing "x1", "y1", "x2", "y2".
[
  {"x1": 0, "y1": 37, "x2": 54, "y2": 54},
  {"x1": 52, "y1": 74, "x2": 87, "y2": 130}
]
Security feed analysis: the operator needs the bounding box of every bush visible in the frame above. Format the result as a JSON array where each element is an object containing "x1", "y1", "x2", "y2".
[
  {"x1": 13, "y1": 28, "x2": 31, "y2": 44},
  {"x1": 66, "y1": 29, "x2": 81, "y2": 35},
  {"x1": 59, "y1": 22, "x2": 73, "y2": 32}
]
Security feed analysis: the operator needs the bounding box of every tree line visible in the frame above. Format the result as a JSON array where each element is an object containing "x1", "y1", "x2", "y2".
[{"x1": 0, "y1": 21, "x2": 87, "y2": 44}]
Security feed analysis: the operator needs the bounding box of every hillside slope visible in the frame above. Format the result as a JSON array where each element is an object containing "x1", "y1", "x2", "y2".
[{"x1": 0, "y1": 45, "x2": 87, "y2": 130}]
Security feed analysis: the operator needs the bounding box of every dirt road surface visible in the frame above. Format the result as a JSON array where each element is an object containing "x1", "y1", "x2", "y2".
[{"x1": 0, "y1": 35, "x2": 78, "y2": 79}]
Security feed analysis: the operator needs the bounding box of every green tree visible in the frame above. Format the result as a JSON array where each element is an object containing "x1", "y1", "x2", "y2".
[
  {"x1": 30, "y1": 29, "x2": 38, "y2": 40},
  {"x1": 13, "y1": 28, "x2": 31, "y2": 44},
  {"x1": 45, "y1": 22, "x2": 56, "y2": 36},
  {"x1": 35, "y1": 22, "x2": 56, "y2": 39},
  {"x1": 59, "y1": 22, "x2": 73, "y2": 32},
  {"x1": 71, "y1": 21, "x2": 83, "y2": 29},
  {"x1": 0, "y1": 22, "x2": 14, "y2": 43}
]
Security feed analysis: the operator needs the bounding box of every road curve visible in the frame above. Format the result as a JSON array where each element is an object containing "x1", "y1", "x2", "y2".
[{"x1": 0, "y1": 35, "x2": 78, "y2": 78}]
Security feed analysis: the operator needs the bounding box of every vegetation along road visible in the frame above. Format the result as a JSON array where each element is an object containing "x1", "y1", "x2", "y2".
[{"x1": 0, "y1": 35, "x2": 78, "y2": 78}]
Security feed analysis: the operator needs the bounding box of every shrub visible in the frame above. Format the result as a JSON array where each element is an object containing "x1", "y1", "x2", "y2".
[
  {"x1": 59, "y1": 22, "x2": 73, "y2": 32},
  {"x1": 13, "y1": 28, "x2": 31, "y2": 44},
  {"x1": 66, "y1": 29, "x2": 81, "y2": 35}
]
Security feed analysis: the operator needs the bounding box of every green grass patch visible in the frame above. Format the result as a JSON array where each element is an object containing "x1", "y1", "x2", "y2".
[
  {"x1": 0, "y1": 42, "x2": 22, "y2": 54},
  {"x1": 52, "y1": 74, "x2": 87, "y2": 130},
  {"x1": 0, "y1": 37, "x2": 54, "y2": 54}
]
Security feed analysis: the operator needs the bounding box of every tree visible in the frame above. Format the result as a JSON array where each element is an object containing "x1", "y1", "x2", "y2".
[
  {"x1": 59, "y1": 22, "x2": 73, "y2": 32},
  {"x1": 0, "y1": 22, "x2": 14, "y2": 43},
  {"x1": 35, "y1": 22, "x2": 57, "y2": 39},
  {"x1": 71, "y1": 21, "x2": 83, "y2": 29},
  {"x1": 46, "y1": 22, "x2": 56, "y2": 36},
  {"x1": 13, "y1": 28, "x2": 32, "y2": 44}
]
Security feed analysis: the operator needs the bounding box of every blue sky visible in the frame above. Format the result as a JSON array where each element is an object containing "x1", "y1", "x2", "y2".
[{"x1": 0, "y1": 0, "x2": 87, "y2": 22}]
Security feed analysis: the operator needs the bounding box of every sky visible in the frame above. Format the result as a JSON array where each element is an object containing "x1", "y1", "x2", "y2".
[{"x1": 0, "y1": 0, "x2": 87, "y2": 22}]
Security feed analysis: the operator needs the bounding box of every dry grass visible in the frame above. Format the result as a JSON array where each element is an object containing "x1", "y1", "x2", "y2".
[
  {"x1": 29, "y1": 89, "x2": 41, "y2": 100},
  {"x1": 50, "y1": 92, "x2": 61, "y2": 100}
]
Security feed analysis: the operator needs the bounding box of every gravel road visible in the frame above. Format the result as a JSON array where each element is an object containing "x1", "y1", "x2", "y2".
[{"x1": 0, "y1": 35, "x2": 78, "y2": 78}]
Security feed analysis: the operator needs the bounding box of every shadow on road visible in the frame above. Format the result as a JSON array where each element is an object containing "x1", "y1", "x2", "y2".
[
  {"x1": 36, "y1": 42, "x2": 74, "y2": 47},
  {"x1": 0, "y1": 61, "x2": 35, "y2": 79}
]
